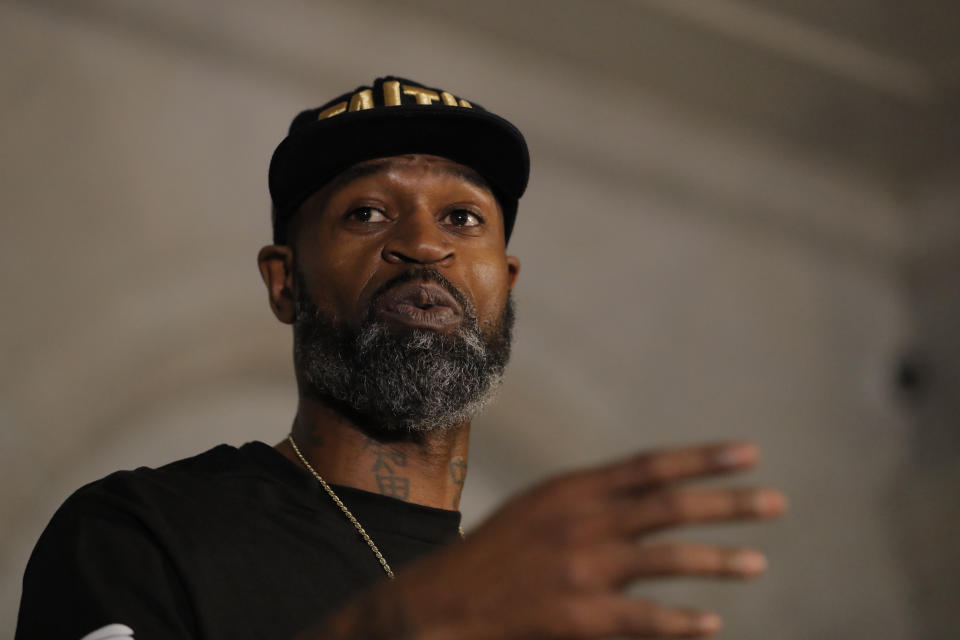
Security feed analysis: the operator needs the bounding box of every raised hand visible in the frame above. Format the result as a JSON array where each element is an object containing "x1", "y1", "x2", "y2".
[{"x1": 309, "y1": 442, "x2": 786, "y2": 640}]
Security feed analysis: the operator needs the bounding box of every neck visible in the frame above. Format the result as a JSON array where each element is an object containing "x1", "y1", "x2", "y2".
[{"x1": 275, "y1": 394, "x2": 470, "y2": 511}]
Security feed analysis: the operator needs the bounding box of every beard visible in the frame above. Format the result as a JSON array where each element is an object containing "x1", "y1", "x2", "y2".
[{"x1": 293, "y1": 267, "x2": 515, "y2": 433}]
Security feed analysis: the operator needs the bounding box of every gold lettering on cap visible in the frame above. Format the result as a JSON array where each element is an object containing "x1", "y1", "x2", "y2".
[
  {"x1": 348, "y1": 89, "x2": 374, "y2": 111},
  {"x1": 458, "y1": 99, "x2": 472, "y2": 108},
  {"x1": 403, "y1": 85, "x2": 440, "y2": 105},
  {"x1": 440, "y1": 91, "x2": 458, "y2": 106},
  {"x1": 317, "y1": 101, "x2": 347, "y2": 119},
  {"x1": 383, "y1": 81, "x2": 402, "y2": 106}
]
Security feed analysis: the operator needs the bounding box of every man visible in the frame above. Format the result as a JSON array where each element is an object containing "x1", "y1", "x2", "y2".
[{"x1": 17, "y1": 77, "x2": 785, "y2": 640}]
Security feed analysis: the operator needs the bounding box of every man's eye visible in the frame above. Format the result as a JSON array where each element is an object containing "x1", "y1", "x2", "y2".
[
  {"x1": 445, "y1": 209, "x2": 483, "y2": 227},
  {"x1": 347, "y1": 206, "x2": 388, "y2": 222}
]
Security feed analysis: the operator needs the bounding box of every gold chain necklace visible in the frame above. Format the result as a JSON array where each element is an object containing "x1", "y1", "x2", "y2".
[{"x1": 287, "y1": 434, "x2": 464, "y2": 580}]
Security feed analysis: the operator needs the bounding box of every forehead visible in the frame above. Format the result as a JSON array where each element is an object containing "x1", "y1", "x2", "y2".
[{"x1": 322, "y1": 154, "x2": 495, "y2": 198}]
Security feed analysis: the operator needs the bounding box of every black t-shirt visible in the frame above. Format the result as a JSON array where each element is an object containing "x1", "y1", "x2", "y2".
[{"x1": 16, "y1": 441, "x2": 462, "y2": 640}]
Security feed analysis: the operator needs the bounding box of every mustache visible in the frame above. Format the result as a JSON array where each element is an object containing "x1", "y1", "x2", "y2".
[{"x1": 367, "y1": 267, "x2": 476, "y2": 323}]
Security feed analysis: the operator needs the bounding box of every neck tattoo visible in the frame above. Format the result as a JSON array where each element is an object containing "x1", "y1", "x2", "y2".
[{"x1": 287, "y1": 434, "x2": 465, "y2": 579}]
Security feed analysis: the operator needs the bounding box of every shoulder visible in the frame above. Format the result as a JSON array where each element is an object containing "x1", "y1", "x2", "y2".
[
  {"x1": 14, "y1": 447, "x2": 262, "y2": 640},
  {"x1": 53, "y1": 442, "x2": 284, "y2": 528},
  {"x1": 27, "y1": 441, "x2": 300, "y2": 576},
  {"x1": 71, "y1": 443, "x2": 240, "y2": 500}
]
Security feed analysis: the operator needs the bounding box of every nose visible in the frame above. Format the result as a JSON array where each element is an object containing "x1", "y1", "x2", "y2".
[{"x1": 382, "y1": 211, "x2": 454, "y2": 265}]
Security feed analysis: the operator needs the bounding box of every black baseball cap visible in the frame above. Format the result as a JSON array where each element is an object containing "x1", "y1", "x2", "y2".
[{"x1": 268, "y1": 76, "x2": 529, "y2": 245}]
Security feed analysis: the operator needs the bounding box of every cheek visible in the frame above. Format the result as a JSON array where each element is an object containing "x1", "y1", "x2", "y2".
[
  {"x1": 469, "y1": 258, "x2": 511, "y2": 318},
  {"x1": 301, "y1": 235, "x2": 382, "y2": 322}
]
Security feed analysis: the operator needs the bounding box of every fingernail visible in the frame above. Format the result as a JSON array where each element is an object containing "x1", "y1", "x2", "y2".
[
  {"x1": 698, "y1": 613, "x2": 722, "y2": 633},
  {"x1": 753, "y1": 490, "x2": 787, "y2": 515},
  {"x1": 730, "y1": 550, "x2": 767, "y2": 575},
  {"x1": 713, "y1": 443, "x2": 757, "y2": 468}
]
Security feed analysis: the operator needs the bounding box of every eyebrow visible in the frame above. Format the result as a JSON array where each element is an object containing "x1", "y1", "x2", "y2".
[{"x1": 325, "y1": 157, "x2": 493, "y2": 195}]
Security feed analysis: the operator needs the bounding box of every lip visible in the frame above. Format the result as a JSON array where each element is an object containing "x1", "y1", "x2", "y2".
[{"x1": 374, "y1": 280, "x2": 463, "y2": 331}]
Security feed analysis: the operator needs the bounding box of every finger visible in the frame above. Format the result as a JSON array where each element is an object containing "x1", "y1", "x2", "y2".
[
  {"x1": 566, "y1": 542, "x2": 767, "y2": 590},
  {"x1": 599, "y1": 442, "x2": 760, "y2": 493},
  {"x1": 618, "y1": 600, "x2": 722, "y2": 638},
  {"x1": 626, "y1": 542, "x2": 767, "y2": 582},
  {"x1": 619, "y1": 487, "x2": 786, "y2": 534},
  {"x1": 569, "y1": 595, "x2": 721, "y2": 638}
]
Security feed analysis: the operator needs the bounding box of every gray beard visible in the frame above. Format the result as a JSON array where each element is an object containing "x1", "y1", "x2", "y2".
[{"x1": 293, "y1": 268, "x2": 514, "y2": 433}]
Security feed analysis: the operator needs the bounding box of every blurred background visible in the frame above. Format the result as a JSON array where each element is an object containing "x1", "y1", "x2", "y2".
[{"x1": 2, "y1": 0, "x2": 959, "y2": 637}]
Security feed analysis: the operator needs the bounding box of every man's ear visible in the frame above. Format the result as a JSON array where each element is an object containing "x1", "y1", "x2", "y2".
[
  {"x1": 257, "y1": 245, "x2": 296, "y2": 324},
  {"x1": 506, "y1": 255, "x2": 520, "y2": 291}
]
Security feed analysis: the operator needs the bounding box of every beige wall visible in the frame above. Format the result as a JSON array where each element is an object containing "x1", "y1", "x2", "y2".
[{"x1": 2, "y1": 1, "x2": 957, "y2": 638}]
